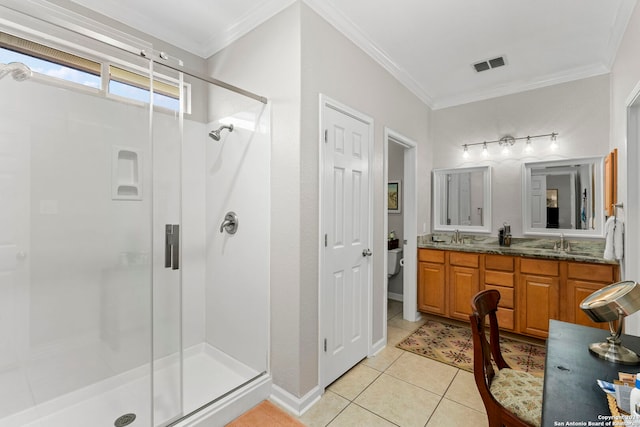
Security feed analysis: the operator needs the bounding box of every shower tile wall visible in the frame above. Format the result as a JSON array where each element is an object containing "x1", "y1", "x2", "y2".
[
  {"x1": 0, "y1": 76, "x2": 154, "y2": 421},
  {"x1": 204, "y1": 90, "x2": 270, "y2": 373}
]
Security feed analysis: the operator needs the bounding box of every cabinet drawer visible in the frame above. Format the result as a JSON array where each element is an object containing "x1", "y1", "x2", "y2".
[
  {"x1": 484, "y1": 270, "x2": 515, "y2": 288},
  {"x1": 418, "y1": 249, "x2": 445, "y2": 263},
  {"x1": 484, "y1": 284, "x2": 514, "y2": 308},
  {"x1": 497, "y1": 308, "x2": 515, "y2": 330},
  {"x1": 485, "y1": 255, "x2": 515, "y2": 272},
  {"x1": 567, "y1": 262, "x2": 615, "y2": 283},
  {"x1": 449, "y1": 252, "x2": 479, "y2": 268},
  {"x1": 521, "y1": 258, "x2": 559, "y2": 277}
]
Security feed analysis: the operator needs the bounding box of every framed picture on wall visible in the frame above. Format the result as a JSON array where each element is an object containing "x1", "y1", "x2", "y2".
[
  {"x1": 546, "y1": 189, "x2": 558, "y2": 208},
  {"x1": 388, "y1": 181, "x2": 401, "y2": 214}
]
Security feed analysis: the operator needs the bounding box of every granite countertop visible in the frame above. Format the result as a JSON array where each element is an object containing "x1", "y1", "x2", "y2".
[{"x1": 417, "y1": 234, "x2": 618, "y2": 265}]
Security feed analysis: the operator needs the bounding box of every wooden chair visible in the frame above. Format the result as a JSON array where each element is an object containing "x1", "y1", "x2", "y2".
[{"x1": 470, "y1": 289, "x2": 543, "y2": 427}]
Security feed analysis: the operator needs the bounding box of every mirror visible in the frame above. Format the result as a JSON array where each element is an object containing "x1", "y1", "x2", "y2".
[
  {"x1": 522, "y1": 157, "x2": 604, "y2": 237},
  {"x1": 433, "y1": 166, "x2": 492, "y2": 233}
]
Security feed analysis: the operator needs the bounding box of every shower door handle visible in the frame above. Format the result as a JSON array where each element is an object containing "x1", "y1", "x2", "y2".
[{"x1": 165, "y1": 224, "x2": 180, "y2": 270}]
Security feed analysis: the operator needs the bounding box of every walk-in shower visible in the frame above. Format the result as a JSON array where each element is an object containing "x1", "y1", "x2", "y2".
[
  {"x1": 209, "y1": 123, "x2": 234, "y2": 141},
  {"x1": 0, "y1": 4, "x2": 270, "y2": 427},
  {"x1": 0, "y1": 62, "x2": 32, "y2": 81}
]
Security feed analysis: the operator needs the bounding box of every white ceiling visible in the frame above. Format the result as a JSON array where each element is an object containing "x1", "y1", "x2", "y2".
[{"x1": 70, "y1": 0, "x2": 638, "y2": 109}]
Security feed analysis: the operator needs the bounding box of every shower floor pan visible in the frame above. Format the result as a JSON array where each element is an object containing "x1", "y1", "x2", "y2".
[{"x1": 0, "y1": 344, "x2": 260, "y2": 427}]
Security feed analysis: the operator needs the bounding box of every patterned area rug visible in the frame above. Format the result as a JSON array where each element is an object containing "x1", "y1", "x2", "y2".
[{"x1": 397, "y1": 319, "x2": 546, "y2": 375}]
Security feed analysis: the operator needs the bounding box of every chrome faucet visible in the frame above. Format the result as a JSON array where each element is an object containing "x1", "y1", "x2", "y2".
[
  {"x1": 451, "y1": 229, "x2": 462, "y2": 244},
  {"x1": 555, "y1": 233, "x2": 570, "y2": 252}
]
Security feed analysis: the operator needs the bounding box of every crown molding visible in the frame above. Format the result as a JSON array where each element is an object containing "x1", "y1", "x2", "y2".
[
  {"x1": 605, "y1": 0, "x2": 638, "y2": 69},
  {"x1": 303, "y1": 0, "x2": 434, "y2": 108},
  {"x1": 199, "y1": 0, "x2": 297, "y2": 58},
  {"x1": 432, "y1": 62, "x2": 610, "y2": 110}
]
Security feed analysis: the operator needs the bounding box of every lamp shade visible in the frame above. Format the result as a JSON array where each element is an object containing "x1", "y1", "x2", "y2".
[{"x1": 580, "y1": 281, "x2": 640, "y2": 323}]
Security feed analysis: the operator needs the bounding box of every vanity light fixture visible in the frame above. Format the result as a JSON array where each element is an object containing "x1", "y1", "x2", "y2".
[
  {"x1": 499, "y1": 136, "x2": 515, "y2": 155},
  {"x1": 460, "y1": 132, "x2": 558, "y2": 158}
]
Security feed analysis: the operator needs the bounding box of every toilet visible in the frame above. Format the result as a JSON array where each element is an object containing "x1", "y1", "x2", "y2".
[{"x1": 388, "y1": 248, "x2": 403, "y2": 279}]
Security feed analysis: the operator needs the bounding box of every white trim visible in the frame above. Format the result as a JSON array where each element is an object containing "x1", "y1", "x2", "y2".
[
  {"x1": 370, "y1": 336, "x2": 386, "y2": 357},
  {"x1": 318, "y1": 94, "x2": 374, "y2": 390},
  {"x1": 303, "y1": 0, "x2": 627, "y2": 111},
  {"x1": 303, "y1": 0, "x2": 434, "y2": 108},
  {"x1": 521, "y1": 157, "x2": 605, "y2": 238},
  {"x1": 384, "y1": 127, "x2": 420, "y2": 323},
  {"x1": 605, "y1": 0, "x2": 638, "y2": 70},
  {"x1": 432, "y1": 166, "x2": 492, "y2": 234},
  {"x1": 269, "y1": 384, "x2": 322, "y2": 417},
  {"x1": 623, "y1": 79, "x2": 640, "y2": 335},
  {"x1": 432, "y1": 65, "x2": 610, "y2": 110},
  {"x1": 200, "y1": 0, "x2": 298, "y2": 58},
  {"x1": 387, "y1": 292, "x2": 404, "y2": 302}
]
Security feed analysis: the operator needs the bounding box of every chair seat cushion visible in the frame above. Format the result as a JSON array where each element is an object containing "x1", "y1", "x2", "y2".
[{"x1": 490, "y1": 368, "x2": 543, "y2": 427}]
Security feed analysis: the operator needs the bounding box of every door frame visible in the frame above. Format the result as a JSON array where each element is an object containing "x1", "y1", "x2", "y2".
[
  {"x1": 624, "y1": 80, "x2": 640, "y2": 334},
  {"x1": 384, "y1": 128, "x2": 420, "y2": 325},
  {"x1": 318, "y1": 94, "x2": 374, "y2": 390}
]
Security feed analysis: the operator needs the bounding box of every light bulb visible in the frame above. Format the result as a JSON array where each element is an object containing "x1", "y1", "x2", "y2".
[
  {"x1": 525, "y1": 136, "x2": 533, "y2": 153},
  {"x1": 482, "y1": 142, "x2": 488, "y2": 157},
  {"x1": 463, "y1": 144, "x2": 469, "y2": 159},
  {"x1": 550, "y1": 133, "x2": 558, "y2": 150}
]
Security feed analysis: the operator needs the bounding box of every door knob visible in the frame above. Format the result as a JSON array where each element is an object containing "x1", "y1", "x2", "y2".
[
  {"x1": 362, "y1": 249, "x2": 372, "y2": 257},
  {"x1": 220, "y1": 211, "x2": 239, "y2": 234}
]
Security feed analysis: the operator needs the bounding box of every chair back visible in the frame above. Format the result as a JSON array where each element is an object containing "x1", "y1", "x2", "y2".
[{"x1": 470, "y1": 289, "x2": 534, "y2": 427}]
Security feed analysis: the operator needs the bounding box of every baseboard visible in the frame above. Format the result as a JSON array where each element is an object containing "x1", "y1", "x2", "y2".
[
  {"x1": 370, "y1": 336, "x2": 386, "y2": 356},
  {"x1": 270, "y1": 384, "x2": 321, "y2": 417},
  {"x1": 387, "y1": 292, "x2": 404, "y2": 302}
]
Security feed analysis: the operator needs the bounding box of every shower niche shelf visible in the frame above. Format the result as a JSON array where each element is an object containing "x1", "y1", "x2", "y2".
[{"x1": 112, "y1": 146, "x2": 142, "y2": 200}]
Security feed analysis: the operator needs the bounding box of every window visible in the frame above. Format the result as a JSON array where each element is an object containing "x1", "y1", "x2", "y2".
[
  {"x1": 0, "y1": 31, "x2": 183, "y2": 112},
  {"x1": 0, "y1": 32, "x2": 101, "y2": 88}
]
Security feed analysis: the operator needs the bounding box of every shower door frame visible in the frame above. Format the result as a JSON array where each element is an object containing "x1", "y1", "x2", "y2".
[{"x1": 0, "y1": 3, "x2": 273, "y2": 425}]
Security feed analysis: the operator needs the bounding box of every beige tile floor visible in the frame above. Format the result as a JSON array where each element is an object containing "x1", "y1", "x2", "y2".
[{"x1": 293, "y1": 300, "x2": 489, "y2": 427}]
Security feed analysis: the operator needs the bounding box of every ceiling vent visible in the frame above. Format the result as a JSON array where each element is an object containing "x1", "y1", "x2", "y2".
[{"x1": 473, "y1": 56, "x2": 506, "y2": 73}]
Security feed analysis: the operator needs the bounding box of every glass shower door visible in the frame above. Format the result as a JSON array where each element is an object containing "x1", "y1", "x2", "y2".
[
  {"x1": 0, "y1": 12, "x2": 157, "y2": 426},
  {"x1": 151, "y1": 62, "x2": 183, "y2": 426}
]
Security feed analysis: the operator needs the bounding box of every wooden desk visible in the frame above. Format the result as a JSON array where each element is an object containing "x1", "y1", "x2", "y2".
[{"x1": 543, "y1": 320, "x2": 640, "y2": 426}]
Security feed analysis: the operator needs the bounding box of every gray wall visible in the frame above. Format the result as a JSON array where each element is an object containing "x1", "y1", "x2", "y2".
[{"x1": 431, "y1": 74, "x2": 611, "y2": 237}]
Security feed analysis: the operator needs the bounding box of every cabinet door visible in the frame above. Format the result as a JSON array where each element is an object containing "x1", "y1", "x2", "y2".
[
  {"x1": 519, "y1": 274, "x2": 559, "y2": 338},
  {"x1": 449, "y1": 265, "x2": 480, "y2": 321},
  {"x1": 566, "y1": 280, "x2": 610, "y2": 331},
  {"x1": 418, "y1": 262, "x2": 446, "y2": 315}
]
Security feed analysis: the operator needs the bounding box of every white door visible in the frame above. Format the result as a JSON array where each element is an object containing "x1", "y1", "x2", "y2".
[
  {"x1": 531, "y1": 174, "x2": 547, "y2": 228},
  {"x1": 321, "y1": 102, "x2": 371, "y2": 387}
]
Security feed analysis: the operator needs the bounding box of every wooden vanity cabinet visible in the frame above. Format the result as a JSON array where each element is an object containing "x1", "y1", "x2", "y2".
[
  {"x1": 482, "y1": 255, "x2": 516, "y2": 331},
  {"x1": 518, "y1": 258, "x2": 560, "y2": 339},
  {"x1": 417, "y1": 249, "x2": 447, "y2": 315},
  {"x1": 448, "y1": 252, "x2": 480, "y2": 321},
  {"x1": 565, "y1": 262, "x2": 618, "y2": 331},
  {"x1": 417, "y1": 248, "x2": 619, "y2": 339}
]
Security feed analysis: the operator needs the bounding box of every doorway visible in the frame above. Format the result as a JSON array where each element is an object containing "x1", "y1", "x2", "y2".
[
  {"x1": 384, "y1": 128, "x2": 420, "y2": 326},
  {"x1": 319, "y1": 95, "x2": 374, "y2": 388}
]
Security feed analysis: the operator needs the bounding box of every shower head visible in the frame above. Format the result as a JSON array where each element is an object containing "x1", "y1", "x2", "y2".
[
  {"x1": 0, "y1": 62, "x2": 32, "y2": 82},
  {"x1": 209, "y1": 124, "x2": 234, "y2": 141}
]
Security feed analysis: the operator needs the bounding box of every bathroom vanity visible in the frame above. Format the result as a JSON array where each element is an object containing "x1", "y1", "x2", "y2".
[{"x1": 417, "y1": 237, "x2": 619, "y2": 339}]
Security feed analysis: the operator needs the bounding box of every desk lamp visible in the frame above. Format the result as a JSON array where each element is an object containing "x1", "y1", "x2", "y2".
[{"x1": 580, "y1": 281, "x2": 640, "y2": 365}]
